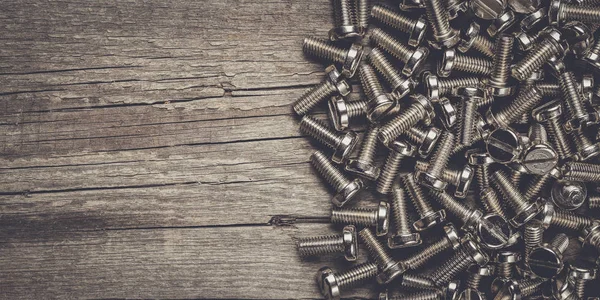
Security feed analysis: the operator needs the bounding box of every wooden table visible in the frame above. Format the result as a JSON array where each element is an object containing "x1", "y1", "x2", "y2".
[{"x1": 0, "y1": 0, "x2": 377, "y2": 298}]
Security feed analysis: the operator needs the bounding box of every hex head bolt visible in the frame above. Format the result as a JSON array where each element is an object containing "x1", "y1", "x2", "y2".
[
  {"x1": 378, "y1": 94, "x2": 435, "y2": 146},
  {"x1": 549, "y1": 0, "x2": 600, "y2": 25},
  {"x1": 311, "y1": 150, "x2": 364, "y2": 207},
  {"x1": 491, "y1": 171, "x2": 544, "y2": 227},
  {"x1": 438, "y1": 49, "x2": 493, "y2": 77},
  {"x1": 510, "y1": 0, "x2": 541, "y2": 14},
  {"x1": 424, "y1": 73, "x2": 480, "y2": 102},
  {"x1": 368, "y1": 47, "x2": 416, "y2": 101},
  {"x1": 533, "y1": 100, "x2": 577, "y2": 162},
  {"x1": 359, "y1": 228, "x2": 407, "y2": 284},
  {"x1": 540, "y1": 201, "x2": 594, "y2": 231},
  {"x1": 486, "y1": 85, "x2": 543, "y2": 129},
  {"x1": 331, "y1": 201, "x2": 390, "y2": 236},
  {"x1": 549, "y1": 58, "x2": 591, "y2": 131},
  {"x1": 317, "y1": 262, "x2": 379, "y2": 300},
  {"x1": 328, "y1": 97, "x2": 368, "y2": 131},
  {"x1": 346, "y1": 125, "x2": 381, "y2": 181},
  {"x1": 404, "y1": 125, "x2": 441, "y2": 158},
  {"x1": 562, "y1": 161, "x2": 600, "y2": 182},
  {"x1": 329, "y1": 0, "x2": 360, "y2": 41},
  {"x1": 511, "y1": 30, "x2": 568, "y2": 82},
  {"x1": 458, "y1": 22, "x2": 495, "y2": 58},
  {"x1": 388, "y1": 186, "x2": 422, "y2": 249},
  {"x1": 457, "y1": 288, "x2": 485, "y2": 300},
  {"x1": 567, "y1": 263, "x2": 597, "y2": 299},
  {"x1": 301, "y1": 116, "x2": 359, "y2": 164},
  {"x1": 487, "y1": 34, "x2": 516, "y2": 97},
  {"x1": 422, "y1": 0, "x2": 459, "y2": 48},
  {"x1": 584, "y1": 38, "x2": 600, "y2": 69},
  {"x1": 416, "y1": 131, "x2": 455, "y2": 191},
  {"x1": 495, "y1": 251, "x2": 521, "y2": 278},
  {"x1": 551, "y1": 180, "x2": 587, "y2": 211},
  {"x1": 579, "y1": 222, "x2": 600, "y2": 252},
  {"x1": 376, "y1": 139, "x2": 416, "y2": 195},
  {"x1": 457, "y1": 87, "x2": 485, "y2": 147},
  {"x1": 524, "y1": 220, "x2": 545, "y2": 265},
  {"x1": 414, "y1": 160, "x2": 474, "y2": 198},
  {"x1": 369, "y1": 28, "x2": 429, "y2": 77},
  {"x1": 358, "y1": 64, "x2": 397, "y2": 123},
  {"x1": 527, "y1": 233, "x2": 570, "y2": 278},
  {"x1": 498, "y1": 278, "x2": 548, "y2": 299},
  {"x1": 403, "y1": 173, "x2": 446, "y2": 231},
  {"x1": 403, "y1": 223, "x2": 461, "y2": 270},
  {"x1": 429, "y1": 239, "x2": 489, "y2": 286},
  {"x1": 370, "y1": 5, "x2": 427, "y2": 47},
  {"x1": 296, "y1": 225, "x2": 359, "y2": 261},
  {"x1": 293, "y1": 65, "x2": 351, "y2": 116},
  {"x1": 303, "y1": 37, "x2": 364, "y2": 78}
]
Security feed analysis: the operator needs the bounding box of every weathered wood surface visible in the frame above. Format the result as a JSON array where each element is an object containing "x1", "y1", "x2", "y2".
[{"x1": 0, "y1": 0, "x2": 382, "y2": 298}]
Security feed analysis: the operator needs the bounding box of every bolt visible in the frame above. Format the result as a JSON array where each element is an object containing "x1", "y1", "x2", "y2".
[
  {"x1": 458, "y1": 22, "x2": 495, "y2": 58},
  {"x1": 303, "y1": 37, "x2": 364, "y2": 78},
  {"x1": 499, "y1": 278, "x2": 548, "y2": 299},
  {"x1": 424, "y1": 72, "x2": 481, "y2": 101},
  {"x1": 331, "y1": 201, "x2": 390, "y2": 236},
  {"x1": 584, "y1": 37, "x2": 600, "y2": 69},
  {"x1": 368, "y1": 47, "x2": 416, "y2": 100},
  {"x1": 400, "y1": 272, "x2": 438, "y2": 290},
  {"x1": 370, "y1": 28, "x2": 429, "y2": 77},
  {"x1": 520, "y1": 8, "x2": 548, "y2": 31},
  {"x1": 567, "y1": 262, "x2": 597, "y2": 299},
  {"x1": 370, "y1": 4, "x2": 427, "y2": 47},
  {"x1": 388, "y1": 185, "x2": 422, "y2": 249},
  {"x1": 358, "y1": 63, "x2": 396, "y2": 123},
  {"x1": 346, "y1": 125, "x2": 381, "y2": 181},
  {"x1": 552, "y1": 273, "x2": 579, "y2": 300},
  {"x1": 399, "y1": 0, "x2": 426, "y2": 11},
  {"x1": 329, "y1": 0, "x2": 360, "y2": 41},
  {"x1": 416, "y1": 131, "x2": 455, "y2": 191},
  {"x1": 404, "y1": 223, "x2": 461, "y2": 270},
  {"x1": 551, "y1": 180, "x2": 587, "y2": 211},
  {"x1": 301, "y1": 116, "x2": 359, "y2": 164},
  {"x1": 562, "y1": 161, "x2": 600, "y2": 182},
  {"x1": 491, "y1": 170, "x2": 544, "y2": 227},
  {"x1": 317, "y1": 262, "x2": 379, "y2": 300},
  {"x1": 311, "y1": 150, "x2": 363, "y2": 207},
  {"x1": 466, "y1": 264, "x2": 494, "y2": 290},
  {"x1": 486, "y1": 85, "x2": 543, "y2": 128},
  {"x1": 414, "y1": 160, "x2": 474, "y2": 198},
  {"x1": 523, "y1": 172, "x2": 558, "y2": 201},
  {"x1": 487, "y1": 10, "x2": 518, "y2": 37},
  {"x1": 376, "y1": 139, "x2": 416, "y2": 195},
  {"x1": 356, "y1": 0, "x2": 370, "y2": 34},
  {"x1": 359, "y1": 227, "x2": 407, "y2": 284},
  {"x1": 533, "y1": 100, "x2": 577, "y2": 161},
  {"x1": 296, "y1": 225, "x2": 358, "y2": 261},
  {"x1": 539, "y1": 200, "x2": 594, "y2": 231},
  {"x1": 522, "y1": 123, "x2": 559, "y2": 175},
  {"x1": 429, "y1": 239, "x2": 489, "y2": 286},
  {"x1": 404, "y1": 125, "x2": 441, "y2": 158},
  {"x1": 471, "y1": 0, "x2": 506, "y2": 20},
  {"x1": 485, "y1": 127, "x2": 525, "y2": 164},
  {"x1": 293, "y1": 65, "x2": 351, "y2": 115},
  {"x1": 495, "y1": 251, "x2": 521, "y2": 278},
  {"x1": 402, "y1": 173, "x2": 446, "y2": 231},
  {"x1": 380, "y1": 290, "x2": 445, "y2": 300},
  {"x1": 447, "y1": 0, "x2": 469, "y2": 19},
  {"x1": 579, "y1": 221, "x2": 600, "y2": 252},
  {"x1": 590, "y1": 195, "x2": 600, "y2": 209},
  {"x1": 422, "y1": 0, "x2": 459, "y2": 48},
  {"x1": 524, "y1": 220, "x2": 545, "y2": 264},
  {"x1": 562, "y1": 21, "x2": 594, "y2": 59},
  {"x1": 487, "y1": 34, "x2": 516, "y2": 97},
  {"x1": 480, "y1": 188, "x2": 507, "y2": 219},
  {"x1": 466, "y1": 150, "x2": 494, "y2": 193},
  {"x1": 328, "y1": 97, "x2": 368, "y2": 131},
  {"x1": 510, "y1": 0, "x2": 542, "y2": 14},
  {"x1": 548, "y1": 57, "x2": 591, "y2": 131},
  {"x1": 435, "y1": 97, "x2": 458, "y2": 130},
  {"x1": 527, "y1": 233, "x2": 570, "y2": 278},
  {"x1": 570, "y1": 129, "x2": 600, "y2": 161},
  {"x1": 512, "y1": 29, "x2": 568, "y2": 81},
  {"x1": 507, "y1": 162, "x2": 528, "y2": 190},
  {"x1": 549, "y1": 0, "x2": 600, "y2": 25},
  {"x1": 438, "y1": 49, "x2": 493, "y2": 77},
  {"x1": 378, "y1": 94, "x2": 435, "y2": 146},
  {"x1": 457, "y1": 87, "x2": 484, "y2": 146}
]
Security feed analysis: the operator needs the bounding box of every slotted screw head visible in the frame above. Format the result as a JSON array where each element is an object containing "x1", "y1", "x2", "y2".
[
  {"x1": 509, "y1": 0, "x2": 541, "y2": 14},
  {"x1": 436, "y1": 97, "x2": 458, "y2": 130},
  {"x1": 471, "y1": 0, "x2": 507, "y2": 20},
  {"x1": 578, "y1": 222, "x2": 600, "y2": 247},
  {"x1": 342, "y1": 225, "x2": 358, "y2": 261},
  {"x1": 317, "y1": 267, "x2": 340, "y2": 300},
  {"x1": 328, "y1": 96, "x2": 350, "y2": 131},
  {"x1": 528, "y1": 238, "x2": 568, "y2": 278},
  {"x1": 551, "y1": 180, "x2": 587, "y2": 211},
  {"x1": 438, "y1": 48, "x2": 456, "y2": 77},
  {"x1": 522, "y1": 143, "x2": 558, "y2": 175},
  {"x1": 477, "y1": 213, "x2": 513, "y2": 249},
  {"x1": 486, "y1": 127, "x2": 523, "y2": 164},
  {"x1": 520, "y1": 7, "x2": 547, "y2": 31}
]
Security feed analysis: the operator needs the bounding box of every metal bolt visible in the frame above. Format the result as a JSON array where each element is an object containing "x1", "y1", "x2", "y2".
[
  {"x1": 370, "y1": 28, "x2": 429, "y2": 77},
  {"x1": 487, "y1": 33, "x2": 516, "y2": 97},
  {"x1": 510, "y1": 0, "x2": 542, "y2": 13},
  {"x1": 429, "y1": 239, "x2": 489, "y2": 286},
  {"x1": 422, "y1": 0, "x2": 459, "y2": 48},
  {"x1": 471, "y1": 0, "x2": 506, "y2": 20},
  {"x1": 520, "y1": 8, "x2": 547, "y2": 31},
  {"x1": 368, "y1": 47, "x2": 416, "y2": 100},
  {"x1": 495, "y1": 251, "x2": 521, "y2": 278},
  {"x1": 522, "y1": 123, "x2": 559, "y2": 175},
  {"x1": 388, "y1": 185, "x2": 422, "y2": 249},
  {"x1": 540, "y1": 200, "x2": 594, "y2": 231},
  {"x1": 533, "y1": 100, "x2": 577, "y2": 161},
  {"x1": 551, "y1": 180, "x2": 587, "y2": 210},
  {"x1": 466, "y1": 264, "x2": 494, "y2": 290},
  {"x1": 491, "y1": 170, "x2": 544, "y2": 227},
  {"x1": 296, "y1": 225, "x2": 358, "y2": 261},
  {"x1": 447, "y1": 0, "x2": 469, "y2": 19},
  {"x1": 424, "y1": 72, "x2": 481, "y2": 101},
  {"x1": 329, "y1": 0, "x2": 360, "y2": 41},
  {"x1": 512, "y1": 29, "x2": 568, "y2": 81},
  {"x1": 311, "y1": 150, "x2": 363, "y2": 207},
  {"x1": 498, "y1": 278, "x2": 548, "y2": 299},
  {"x1": 562, "y1": 21, "x2": 594, "y2": 59},
  {"x1": 579, "y1": 221, "x2": 600, "y2": 252},
  {"x1": 435, "y1": 97, "x2": 458, "y2": 130},
  {"x1": 317, "y1": 262, "x2": 379, "y2": 300},
  {"x1": 370, "y1": 4, "x2": 427, "y2": 47},
  {"x1": 590, "y1": 195, "x2": 600, "y2": 210},
  {"x1": 567, "y1": 262, "x2": 597, "y2": 299},
  {"x1": 562, "y1": 161, "x2": 600, "y2": 182},
  {"x1": 331, "y1": 201, "x2": 390, "y2": 236},
  {"x1": 414, "y1": 160, "x2": 474, "y2": 198},
  {"x1": 378, "y1": 94, "x2": 435, "y2": 146},
  {"x1": 402, "y1": 173, "x2": 446, "y2": 231},
  {"x1": 293, "y1": 65, "x2": 351, "y2": 115},
  {"x1": 328, "y1": 97, "x2": 368, "y2": 131},
  {"x1": 404, "y1": 125, "x2": 441, "y2": 158},
  {"x1": 480, "y1": 187, "x2": 507, "y2": 219},
  {"x1": 458, "y1": 22, "x2": 495, "y2": 58},
  {"x1": 486, "y1": 85, "x2": 543, "y2": 128},
  {"x1": 552, "y1": 273, "x2": 579, "y2": 300},
  {"x1": 358, "y1": 63, "x2": 396, "y2": 122},
  {"x1": 438, "y1": 49, "x2": 493, "y2": 77},
  {"x1": 376, "y1": 139, "x2": 416, "y2": 195},
  {"x1": 523, "y1": 172, "x2": 558, "y2": 201},
  {"x1": 485, "y1": 127, "x2": 525, "y2": 164},
  {"x1": 490, "y1": 11, "x2": 518, "y2": 38},
  {"x1": 527, "y1": 233, "x2": 570, "y2": 278},
  {"x1": 416, "y1": 131, "x2": 455, "y2": 191},
  {"x1": 356, "y1": 0, "x2": 370, "y2": 34},
  {"x1": 457, "y1": 87, "x2": 484, "y2": 146},
  {"x1": 303, "y1": 36, "x2": 364, "y2": 78},
  {"x1": 400, "y1": 272, "x2": 438, "y2": 290},
  {"x1": 570, "y1": 129, "x2": 600, "y2": 161},
  {"x1": 507, "y1": 162, "x2": 528, "y2": 190},
  {"x1": 584, "y1": 37, "x2": 600, "y2": 69},
  {"x1": 379, "y1": 289, "x2": 445, "y2": 300},
  {"x1": 359, "y1": 227, "x2": 407, "y2": 284},
  {"x1": 466, "y1": 150, "x2": 494, "y2": 193},
  {"x1": 300, "y1": 116, "x2": 359, "y2": 164},
  {"x1": 403, "y1": 223, "x2": 461, "y2": 270},
  {"x1": 346, "y1": 125, "x2": 381, "y2": 181},
  {"x1": 524, "y1": 220, "x2": 545, "y2": 264},
  {"x1": 549, "y1": 0, "x2": 600, "y2": 25},
  {"x1": 548, "y1": 57, "x2": 591, "y2": 131}
]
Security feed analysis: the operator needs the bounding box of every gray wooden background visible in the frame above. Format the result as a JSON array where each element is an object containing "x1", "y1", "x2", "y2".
[{"x1": 0, "y1": 0, "x2": 381, "y2": 299}]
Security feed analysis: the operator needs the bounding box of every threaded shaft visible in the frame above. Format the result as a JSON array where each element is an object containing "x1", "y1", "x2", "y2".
[
  {"x1": 476, "y1": 165, "x2": 490, "y2": 192},
  {"x1": 438, "y1": 77, "x2": 480, "y2": 96},
  {"x1": 524, "y1": 220, "x2": 544, "y2": 261},
  {"x1": 378, "y1": 102, "x2": 427, "y2": 145},
  {"x1": 513, "y1": 39, "x2": 562, "y2": 81},
  {"x1": 589, "y1": 196, "x2": 600, "y2": 209},
  {"x1": 585, "y1": 38, "x2": 600, "y2": 62},
  {"x1": 370, "y1": 4, "x2": 416, "y2": 33},
  {"x1": 293, "y1": 80, "x2": 338, "y2": 115},
  {"x1": 332, "y1": 207, "x2": 378, "y2": 226},
  {"x1": 369, "y1": 47, "x2": 406, "y2": 92},
  {"x1": 359, "y1": 63, "x2": 386, "y2": 102},
  {"x1": 404, "y1": 237, "x2": 452, "y2": 269},
  {"x1": 332, "y1": 0, "x2": 357, "y2": 28},
  {"x1": 451, "y1": 135, "x2": 484, "y2": 156},
  {"x1": 415, "y1": 161, "x2": 460, "y2": 185},
  {"x1": 561, "y1": 5, "x2": 600, "y2": 24},
  {"x1": 536, "y1": 82, "x2": 561, "y2": 97},
  {"x1": 473, "y1": 34, "x2": 495, "y2": 58},
  {"x1": 356, "y1": 124, "x2": 379, "y2": 163},
  {"x1": 359, "y1": 228, "x2": 396, "y2": 269},
  {"x1": 559, "y1": 70, "x2": 588, "y2": 121},
  {"x1": 520, "y1": 278, "x2": 547, "y2": 296},
  {"x1": 529, "y1": 123, "x2": 547, "y2": 143},
  {"x1": 480, "y1": 188, "x2": 505, "y2": 217},
  {"x1": 391, "y1": 186, "x2": 412, "y2": 235},
  {"x1": 426, "y1": 131, "x2": 454, "y2": 178},
  {"x1": 493, "y1": 86, "x2": 543, "y2": 127},
  {"x1": 311, "y1": 151, "x2": 352, "y2": 191},
  {"x1": 490, "y1": 34, "x2": 514, "y2": 88},
  {"x1": 401, "y1": 273, "x2": 438, "y2": 290},
  {"x1": 510, "y1": 169, "x2": 523, "y2": 189},
  {"x1": 393, "y1": 291, "x2": 443, "y2": 300},
  {"x1": 377, "y1": 151, "x2": 405, "y2": 195},
  {"x1": 454, "y1": 54, "x2": 493, "y2": 76},
  {"x1": 335, "y1": 262, "x2": 379, "y2": 289},
  {"x1": 346, "y1": 100, "x2": 369, "y2": 119},
  {"x1": 545, "y1": 117, "x2": 576, "y2": 161},
  {"x1": 459, "y1": 98, "x2": 477, "y2": 146},
  {"x1": 431, "y1": 247, "x2": 474, "y2": 285},
  {"x1": 357, "y1": 0, "x2": 370, "y2": 30},
  {"x1": 523, "y1": 174, "x2": 553, "y2": 201},
  {"x1": 403, "y1": 173, "x2": 435, "y2": 216},
  {"x1": 300, "y1": 116, "x2": 342, "y2": 150},
  {"x1": 303, "y1": 37, "x2": 347, "y2": 64},
  {"x1": 370, "y1": 28, "x2": 413, "y2": 62},
  {"x1": 429, "y1": 190, "x2": 472, "y2": 222},
  {"x1": 586, "y1": 230, "x2": 600, "y2": 251},
  {"x1": 549, "y1": 233, "x2": 570, "y2": 253},
  {"x1": 405, "y1": 126, "x2": 428, "y2": 144},
  {"x1": 571, "y1": 129, "x2": 595, "y2": 152},
  {"x1": 574, "y1": 279, "x2": 587, "y2": 299},
  {"x1": 551, "y1": 209, "x2": 593, "y2": 231},
  {"x1": 467, "y1": 272, "x2": 483, "y2": 290},
  {"x1": 296, "y1": 235, "x2": 344, "y2": 256},
  {"x1": 563, "y1": 162, "x2": 600, "y2": 182},
  {"x1": 424, "y1": 0, "x2": 452, "y2": 39},
  {"x1": 491, "y1": 171, "x2": 530, "y2": 213}
]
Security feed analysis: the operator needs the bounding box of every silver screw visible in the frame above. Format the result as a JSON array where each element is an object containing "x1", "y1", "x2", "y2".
[
  {"x1": 328, "y1": 97, "x2": 368, "y2": 131},
  {"x1": 512, "y1": 29, "x2": 568, "y2": 81},
  {"x1": 370, "y1": 4, "x2": 427, "y2": 47},
  {"x1": 388, "y1": 185, "x2": 422, "y2": 249},
  {"x1": 429, "y1": 239, "x2": 489, "y2": 286},
  {"x1": 524, "y1": 219, "x2": 544, "y2": 264},
  {"x1": 487, "y1": 33, "x2": 516, "y2": 97},
  {"x1": 466, "y1": 264, "x2": 494, "y2": 290},
  {"x1": 438, "y1": 49, "x2": 493, "y2": 77},
  {"x1": 540, "y1": 200, "x2": 594, "y2": 231},
  {"x1": 369, "y1": 28, "x2": 429, "y2": 77},
  {"x1": 358, "y1": 63, "x2": 396, "y2": 122},
  {"x1": 523, "y1": 173, "x2": 557, "y2": 201},
  {"x1": 378, "y1": 94, "x2": 435, "y2": 146},
  {"x1": 329, "y1": 0, "x2": 360, "y2": 41},
  {"x1": 359, "y1": 227, "x2": 407, "y2": 284},
  {"x1": 379, "y1": 289, "x2": 444, "y2": 300},
  {"x1": 292, "y1": 65, "x2": 351, "y2": 116},
  {"x1": 549, "y1": 57, "x2": 592, "y2": 131},
  {"x1": 487, "y1": 10, "x2": 518, "y2": 37},
  {"x1": 491, "y1": 170, "x2": 544, "y2": 227},
  {"x1": 399, "y1": 273, "x2": 438, "y2": 290},
  {"x1": 580, "y1": 222, "x2": 600, "y2": 254},
  {"x1": 495, "y1": 251, "x2": 521, "y2": 278},
  {"x1": 331, "y1": 201, "x2": 390, "y2": 236},
  {"x1": 510, "y1": 0, "x2": 542, "y2": 14},
  {"x1": 533, "y1": 100, "x2": 577, "y2": 161},
  {"x1": 376, "y1": 139, "x2": 416, "y2": 195},
  {"x1": 567, "y1": 263, "x2": 597, "y2": 299},
  {"x1": 498, "y1": 278, "x2": 548, "y2": 299},
  {"x1": 416, "y1": 131, "x2": 455, "y2": 191},
  {"x1": 346, "y1": 124, "x2": 380, "y2": 181},
  {"x1": 422, "y1": 0, "x2": 459, "y2": 48},
  {"x1": 356, "y1": 0, "x2": 370, "y2": 34},
  {"x1": 471, "y1": 0, "x2": 505, "y2": 20},
  {"x1": 317, "y1": 262, "x2": 379, "y2": 300},
  {"x1": 480, "y1": 187, "x2": 507, "y2": 219},
  {"x1": 424, "y1": 72, "x2": 480, "y2": 101},
  {"x1": 414, "y1": 160, "x2": 474, "y2": 198},
  {"x1": 549, "y1": 0, "x2": 600, "y2": 25},
  {"x1": 368, "y1": 47, "x2": 416, "y2": 100},
  {"x1": 300, "y1": 116, "x2": 359, "y2": 164},
  {"x1": 551, "y1": 180, "x2": 587, "y2": 210},
  {"x1": 522, "y1": 123, "x2": 558, "y2": 175},
  {"x1": 303, "y1": 36, "x2": 364, "y2": 78},
  {"x1": 404, "y1": 125, "x2": 441, "y2": 158},
  {"x1": 458, "y1": 22, "x2": 495, "y2": 58},
  {"x1": 402, "y1": 173, "x2": 446, "y2": 231},
  {"x1": 570, "y1": 129, "x2": 600, "y2": 161},
  {"x1": 296, "y1": 225, "x2": 358, "y2": 261},
  {"x1": 457, "y1": 87, "x2": 484, "y2": 146},
  {"x1": 584, "y1": 37, "x2": 600, "y2": 69},
  {"x1": 486, "y1": 85, "x2": 543, "y2": 128},
  {"x1": 311, "y1": 150, "x2": 363, "y2": 207},
  {"x1": 466, "y1": 150, "x2": 494, "y2": 193},
  {"x1": 562, "y1": 161, "x2": 600, "y2": 182},
  {"x1": 527, "y1": 233, "x2": 570, "y2": 278},
  {"x1": 589, "y1": 195, "x2": 600, "y2": 209},
  {"x1": 404, "y1": 223, "x2": 461, "y2": 270},
  {"x1": 486, "y1": 127, "x2": 525, "y2": 164}
]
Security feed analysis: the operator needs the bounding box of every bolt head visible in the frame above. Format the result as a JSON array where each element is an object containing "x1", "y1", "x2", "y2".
[
  {"x1": 510, "y1": 0, "x2": 542, "y2": 14},
  {"x1": 317, "y1": 266, "x2": 340, "y2": 300},
  {"x1": 445, "y1": 280, "x2": 461, "y2": 300},
  {"x1": 533, "y1": 99, "x2": 563, "y2": 122},
  {"x1": 486, "y1": 127, "x2": 523, "y2": 164},
  {"x1": 522, "y1": 143, "x2": 559, "y2": 175},
  {"x1": 491, "y1": 277, "x2": 512, "y2": 294},
  {"x1": 458, "y1": 22, "x2": 480, "y2": 53},
  {"x1": 387, "y1": 138, "x2": 416, "y2": 156},
  {"x1": 584, "y1": 49, "x2": 600, "y2": 69},
  {"x1": 468, "y1": 264, "x2": 494, "y2": 277},
  {"x1": 411, "y1": 94, "x2": 435, "y2": 125},
  {"x1": 579, "y1": 141, "x2": 600, "y2": 161},
  {"x1": 424, "y1": 72, "x2": 440, "y2": 101},
  {"x1": 464, "y1": 239, "x2": 490, "y2": 266},
  {"x1": 487, "y1": 10, "x2": 517, "y2": 37},
  {"x1": 548, "y1": 0, "x2": 563, "y2": 25},
  {"x1": 413, "y1": 209, "x2": 446, "y2": 231},
  {"x1": 376, "y1": 261, "x2": 406, "y2": 285},
  {"x1": 438, "y1": 49, "x2": 456, "y2": 77},
  {"x1": 454, "y1": 165, "x2": 474, "y2": 198},
  {"x1": 416, "y1": 171, "x2": 448, "y2": 192},
  {"x1": 376, "y1": 201, "x2": 390, "y2": 236},
  {"x1": 418, "y1": 126, "x2": 441, "y2": 158},
  {"x1": 342, "y1": 225, "x2": 358, "y2": 261},
  {"x1": 345, "y1": 159, "x2": 380, "y2": 181},
  {"x1": 471, "y1": 0, "x2": 506, "y2": 20},
  {"x1": 436, "y1": 98, "x2": 457, "y2": 130},
  {"x1": 325, "y1": 65, "x2": 344, "y2": 84},
  {"x1": 458, "y1": 86, "x2": 486, "y2": 100},
  {"x1": 578, "y1": 222, "x2": 600, "y2": 245},
  {"x1": 332, "y1": 131, "x2": 359, "y2": 164},
  {"x1": 562, "y1": 21, "x2": 594, "y2": 58},
  {"x1": 528, "y1": 244, "x2": 564, "y2": 278},
  {"x1": 332, "y1": 178, "x2": 363, "y2": 208},
  {"x1": 568, "y1": 262, "x2": 597, "y2": 281},
  {"x1": 466, "y1": 149, "x2": 494, "y2": 165},
  {"x1": 551, "y1": 180, "x2": 587, "y2": 211},
  {"x1": 477, "y1": 213, "x2": 513, "y2": 250},
  {"x1": 539, "y1": 200, "x2": 555, "y2": 229},
  {"x1": 402, "y1": 47, "x2": 429, "y2": 77},
  {"x1": 444, "y1": 223, "x2": 462, "y2": 249},
  {"x1": 388, "y1": 232, "x2": 422, "y2": 249},
  {"x1": 392, "y1": 77, "x2": 416, "y2": 101},
  {"x1": 510, "y1": 197, "x2": 544, "y2": 227},
  {"x1": 328, "y1": 96, "x2": 350, "y2": 131},
  {"x1": 496, "y1": 250, "x2": 521, "y2": 263},
  {"x1": 448, "y1": 0, "x2": 469, "y2": 19},
  {"x1": 408, "y1": 16, "x2": 428, "y2": 47},
  {"x1": 329, "y1": 25, "x2": 361, "y2": 42},
  {"x1": 342, "y1": 44, "x2": 364, "y2": 78},
  {"x1": 516, "y1": 31, "x2": 536, "y2": 51},
  {"x1": 367, "y1": 94, "x2": 396, "y2": 123},
  {"x1": 490, "y1": 85, "x2": 517, "y2": 97}
]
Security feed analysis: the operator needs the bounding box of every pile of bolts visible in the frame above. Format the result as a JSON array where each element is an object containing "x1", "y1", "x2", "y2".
[{"x1": 291, "y1": 0, "x2": 600, "y2": 299}]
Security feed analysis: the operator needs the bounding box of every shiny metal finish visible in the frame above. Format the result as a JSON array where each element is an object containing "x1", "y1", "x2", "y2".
[{"x1": 296, "y1": 225, "x2": 358, "y2": 261}]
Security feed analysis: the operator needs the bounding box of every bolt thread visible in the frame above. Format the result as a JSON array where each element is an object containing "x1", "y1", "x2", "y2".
[
  {"x1": 454, "y1": 54, "x2": 493, "y2": 76},
  {"x1": 404, "y1": 237, "x2": 452, "y2": 269},
  {"x1": 574, "y1": 278, "x2": 587, "y2": 299},
  {"x1": 300, "y1": 115, "x2": 342, "y2": 150},
  {"x1": 493, "y1": 86, "x2": 543, "y2": 127},
  {"x1": 563, "y1": 162, "x2": 600, "y2": 182},
  {"x1": 403, "y1": 173, "x2": 435, "y2": 216},
  {"x1": 524, "y1": 220, "x2": 544, "y2": 262},
  {"x1": 529, "y1": 123, "x2": 547, "y2": 143},
  {"x1": 551, "y1": 209, "x2": 593, "y2": 231},
  {"x1": 496, "y1": 262, "x2": 515, "y2": 278},
  {"x1": 332, "y1": 207, "x2": 378, "y2": 226},
  {"x1": 335, "y1": 261, "x2": 379, "y2": 289},
  {"x1": 346, "y1": 100, "x2": 369, "y2": 119},
  {"x1": 429, "y1": 190, "x2": 472, "y2": 222},
  {"x1": 571, "y1": 129, "x2": 595, "y2": 151},
  {"x1": 359, "y1": 63, "x2": 386, "y2": 101},
  {"x1": 491, "y1": 171, "x2": 531, "y2": 214},
  {"x1": 467, "y1": 272, "x2": 483, "y2": 290},
  {"x1": 401, "y1": 273, "x2": 438, "y2": 290},
  {"x1": 490, "y1": 34, "x2": 514, "y2": 87},
  {"x1": 426, "y1": 131, "x2": 454, "y2": 178},
  {"x1": 303, "y1": 37, "x2": 347, "y2": 64},
  {"x1": 510, "y1": 170, "x2": 523, "y2": 189},
  {"x1": 406, "y1": 126, "x2": 428, "y2": 144},
  {"x1": 561, "y1": 5, "x2": 600, "y2": 24},
  {"x1": 392, "y1": 291, "x2": 443, "y2": 300},
  {"x1": 369, "y1": 47, "x2": 406, "y2": 91},
  {"x1": 296, "y1": 235, "x2": 344, "y2": 256},
  {"x1": 589, "y1": 196, "x2": 600, "y2": 209},
  {"x1": 357, "y1": 0, "x2": 370, "y2": 30},
  {"x1": 544, "y1": 118, "x2": 576, "y2": 161},
  {"x1": 476, "y1": 165, "x2": 490, "y2": 192},
  {"x1": 451, "y1": 135, "x2": 484, "y2": 156},
  {"x1": 311, "y1": 151, "x2": 352, "y2": 191},
  {"x1": 391, "y1": 186, "x2": 412, "y2": 234},
  {"x1": 423, "y1": 0, "x2": 452, "y2": 39},
  {"x1": 370, "y1": 28, "x2": 413, "y2": 62},
  {"x1": 480, "y1": 188, "x2": 506, "y2": 217},
  {"x1": 559, "y1": 71, "x2": 588, "y2": 121},
  {"x1": 459, "y1": 98, "x2": 477, "y2": 146},
  {"x1": 370, "y1": 4, "x2": 416, "y2": 33},
  {"x1": 332, "y1": 0, "x2": 357, "y2": 27},
  {"x1": 377, "y1": 151, "x2": 405, "y2": 195},
  {"x1": 513, "y1": 39, "x2": 562, "y2": 81},
  {"x1": 520, "y1": 278, "x2": 547, "y2": 296},
  {"x1": 359, "y1": 228, "x2": 396, "y2": 269},
  {"x1": 586, "y1": 229, "x2": 600, "y2": 251},
  {"x1": 431, "y1": 247, "x2": 474, "y2": 285},
  {"x1": 476, "y1": 93, "x2": 493, "y2": 109},
  {"x1": 438, "y1": 77, "x2": 481, "y2": 96},
  {"x1": 549, "y1": 233, "x2": 570, "y2": 253},
  {"x1": 293, "y1": 80, "x2": 338, "y2": 115},
  {"x1": 378, "y1": 102, "x2": 427, "y2": 145},
  {"x1": 415, "y1": 161, "x2": 460, "y2": 185},
  {"x1": 356, "y1": 124, "x2": 380, "y2": 163},
  {"x1": 585, "y1": 38, "x2": 600, "y2": 61},
  {"x1": 536, "y1": 82, "x2": 561, "y2": 97},
  {"x1": 473, "y1": 34, "x2": 495, "y2": 58},
  {"x1": 523, "y1": 174, "x2": 553, "y2": 201}
]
